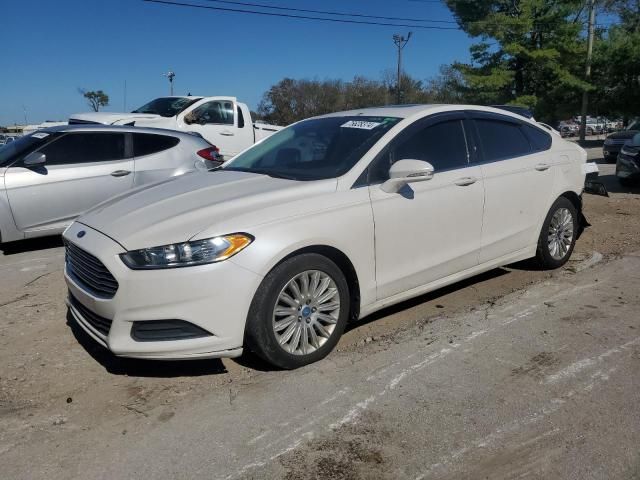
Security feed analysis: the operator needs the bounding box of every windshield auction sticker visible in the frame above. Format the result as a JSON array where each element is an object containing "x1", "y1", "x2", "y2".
[
  {"x1": 341, "y1": 120, "x2": 382, "y2": 130},
  {"x1": 32, "y1": 132, "x2": 49, "y2": 139}
]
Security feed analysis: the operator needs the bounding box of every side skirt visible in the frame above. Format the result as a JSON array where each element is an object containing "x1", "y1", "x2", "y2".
[{"x1": 359, "y1": 246, "x2": 535, "y2": 319}]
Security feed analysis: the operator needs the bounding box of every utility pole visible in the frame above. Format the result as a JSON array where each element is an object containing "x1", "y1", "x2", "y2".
[
  {"x1": 580, "y1": 0, "x2": 596, "y2": 142},
  {"x1": 163, "y1": 70, "x2": 176, "y2": 96},
  {"x1": 393, "y1": 32, "x2": 412, "y2": 104}
]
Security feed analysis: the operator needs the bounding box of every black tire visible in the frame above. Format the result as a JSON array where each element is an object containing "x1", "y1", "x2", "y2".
[
  {"x1": 245, "y1": 253, "x2": 350, "y2": 369},
  {"x1": 535, "y1": 197, "x2": 578, "y2": 269}
]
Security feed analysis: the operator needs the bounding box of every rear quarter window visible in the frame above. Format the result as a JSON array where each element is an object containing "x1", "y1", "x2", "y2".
[
  {"x1": 133, "y1": 133, "x2": 180, "y2": 157},
  {"x1": 522, "y1": 124, "x2": 552, "y2": 152}
]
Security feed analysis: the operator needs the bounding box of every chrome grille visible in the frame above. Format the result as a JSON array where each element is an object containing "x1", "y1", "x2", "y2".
[
  {"x1": 65, "y1": 241, "x2": 119, "y2": 298},
  {"x1": 68, "y1": 293, "x2": 113, "y2": 336}
]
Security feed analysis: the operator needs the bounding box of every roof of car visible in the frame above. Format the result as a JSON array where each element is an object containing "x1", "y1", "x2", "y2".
[
  {"x1": 31, "y1": 124, "x2": 207, "y2": 139},
  {"x1": 317, "y1": 104, "x2": 537, "y2": 122}
]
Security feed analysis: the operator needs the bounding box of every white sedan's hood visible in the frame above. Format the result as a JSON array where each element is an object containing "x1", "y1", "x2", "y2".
[
  {"x1": 69, "y1": 111, "x2": 162, "y2": 125},
  {"x1": 78, "y1": 171, "x2": 337, "y2": 250}
]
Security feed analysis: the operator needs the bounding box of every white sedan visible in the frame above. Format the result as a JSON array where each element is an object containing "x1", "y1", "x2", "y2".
[{"x1": 63, "y1": 105, "x2": 589, "y2": 369}]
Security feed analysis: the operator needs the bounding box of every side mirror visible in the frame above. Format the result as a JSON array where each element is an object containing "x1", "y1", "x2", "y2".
[
  {"x1": 381, "y1": 159, "x2": 434, "y2": 193},
  {"x1": 23, "y1": 151, "x2": 46, "y2": 167}
]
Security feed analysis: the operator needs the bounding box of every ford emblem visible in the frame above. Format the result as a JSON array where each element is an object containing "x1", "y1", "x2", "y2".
[{"x1": 77, "y1": 231, "x2": 86, "y2": 238}]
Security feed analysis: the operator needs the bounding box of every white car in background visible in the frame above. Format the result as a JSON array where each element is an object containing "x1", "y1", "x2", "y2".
[
  {"x1": 0, "y1": 125, "x2": 219, "y2": 243},
  {"x1": 69, "y1": 96, "x2": 282, "y2": 160},
  {"x1": 63, "y1": 105, "x2": 589, "y2": 369}
]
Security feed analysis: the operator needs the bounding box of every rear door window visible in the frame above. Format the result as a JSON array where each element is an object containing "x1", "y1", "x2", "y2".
[
  {"x1": 37, "y1": 132, "x2": 127, "y2": 166},
  {"x1": 474, "y1": 119, "x2": 532, "y2": 161},
  {"x1": 133, "y1": 133, "x2": 180, "y2": 157}
]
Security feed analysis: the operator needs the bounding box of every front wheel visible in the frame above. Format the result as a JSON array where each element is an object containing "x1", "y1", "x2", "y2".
[
  {"x1": 535, "y1": 197, "x2": 578, "y2": 269},
  {"x1": 245, "y1": 253, "x2": 350, "y2": 369}
]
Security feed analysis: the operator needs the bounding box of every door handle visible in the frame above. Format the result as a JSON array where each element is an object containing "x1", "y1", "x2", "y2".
[
  {"x1": 535, "y1": 163, "x2": 551, "y2": 171},
  {"x1": 110, "y1": 170, "x2": 131, "y2": 177},
  {"x1": 220, "y1": 131, "x2": 235, "y2": 136},
  {"x1": 454, "y1": 176, "x2": 477, "y2": 186}
]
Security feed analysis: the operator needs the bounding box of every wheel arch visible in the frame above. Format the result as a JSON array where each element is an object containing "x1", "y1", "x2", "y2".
[
  {"x1": 270, "y1": 244, "x2": 361, "y2": 322},
  {"x1": 559, "y1": 190, "x2": 582, "y2": 214}
]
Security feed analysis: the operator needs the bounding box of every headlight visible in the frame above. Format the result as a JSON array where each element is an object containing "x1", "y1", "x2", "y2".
[
  {"x1": 120, "y1": 233, "x2": 253, "y2": 269},
  {"x1": 604, "y1": 138, "x2": 613, "y2": 145}
]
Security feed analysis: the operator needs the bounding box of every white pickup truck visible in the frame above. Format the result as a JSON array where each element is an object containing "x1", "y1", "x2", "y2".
[{"x1": 69, "y1": 96, "x2": 282, "y2": 159}]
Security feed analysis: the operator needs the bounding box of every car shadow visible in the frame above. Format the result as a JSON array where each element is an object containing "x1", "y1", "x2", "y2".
[
  {"x1": 66, "y1": 311, "x2": 228, "y2": 377},
  {"x1": 576, "y1": 138, "x2": 605, "y2": 148},
  {"x1": 345, "y1": 267, "x2": 510, "y2": 332},
  {"x1": 233, "y1": 349, "x2": 285, "y2": 372},
  {"x1": 221, "y1": 268, "x2": 513, "y2": 372},
  {"x1": 595, "y1": 172, "x2": 640, "y2": 195},
  {"x1": 1, "y1": 235, "x2": 64, "y2": 256}
]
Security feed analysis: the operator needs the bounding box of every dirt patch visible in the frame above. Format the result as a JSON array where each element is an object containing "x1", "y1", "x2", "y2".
[
  {"x1": 511, "y1": 352, "x2": 561, "y2": 380},
  {"x1": 559, "y1": 312, "x2": 597, "y2": 324},
  {"x1": 277, "y1": 412, "x2": 391, "y2": 480}
]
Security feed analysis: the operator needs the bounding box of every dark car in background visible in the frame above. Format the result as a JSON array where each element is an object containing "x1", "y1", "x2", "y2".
[
  {"x1": 616, "y1": 132, "x2": 640, "y2": 186},
  {"x1": 604, "y1": 119, "x2": 639, "y2": 162}
]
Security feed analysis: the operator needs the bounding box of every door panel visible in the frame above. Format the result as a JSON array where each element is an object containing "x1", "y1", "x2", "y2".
[
  {"x1": 470, "y1": 115, "x2": 555, "y2": 262},
  {"x1": 370, "y1": 166, "x2": 484, "y2": 299},
  {"x1": 479, "y1": 153, "x2": 553, "y2": 262},
  {"x1": 5, "y1": 160, "x2": 134, "y2": 232},
  {"x1": 367, "y1": 113, "x2": 484, "y2": 300}
]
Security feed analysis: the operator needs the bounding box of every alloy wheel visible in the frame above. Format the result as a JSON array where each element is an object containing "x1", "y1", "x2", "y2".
[
  {"x1": 547, "y1": 207, "x2": 574, "y2": 260},
  {"x1": 272, "y1": 270, "x2": 341, "y2": 355}
]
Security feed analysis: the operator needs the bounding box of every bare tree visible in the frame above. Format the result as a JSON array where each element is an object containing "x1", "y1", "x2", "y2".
[{"x1": 78, "y1": 88, "x2": 109, "y2": 112}]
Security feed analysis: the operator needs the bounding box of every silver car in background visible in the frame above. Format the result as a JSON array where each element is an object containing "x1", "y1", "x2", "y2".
[{"x1": 0, "y1": 125, "x2": 221, "y2": 243}]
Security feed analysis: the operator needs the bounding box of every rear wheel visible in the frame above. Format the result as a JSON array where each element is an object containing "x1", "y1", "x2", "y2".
[
  {"x1": 245, "y1": 253, "x2": 349, "y2": 369},
  {"x1": 535, "y1": 197, "x2": 578, "y2": 269}
]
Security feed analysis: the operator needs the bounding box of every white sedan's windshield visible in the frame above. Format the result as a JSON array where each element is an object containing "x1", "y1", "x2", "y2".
[{"x1": 224, "y1": 116, "x2": 401, "y2": 181}]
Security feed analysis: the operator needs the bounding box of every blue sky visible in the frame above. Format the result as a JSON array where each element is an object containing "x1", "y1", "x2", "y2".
[{"x1": 1, "y1": 0, "x2": 475, "y2": 125}]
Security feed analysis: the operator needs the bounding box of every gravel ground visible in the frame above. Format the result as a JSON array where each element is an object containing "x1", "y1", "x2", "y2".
[{"x1": 0, "y1": 145, "x2": 638, "y2": 479}]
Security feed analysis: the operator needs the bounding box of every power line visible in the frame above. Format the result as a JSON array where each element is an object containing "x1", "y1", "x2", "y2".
[
  {"x1": 198, "y1": 0, "x2": 460, "y2": 25},
  {"x1": 143, "y1": 0, "x2": 614, "y2": 31},
  {"x1": 154, "y1": 0, "x2": 602, "y2": 29},
  {"x1": 142, "y1": 0, "x2": 461, "y2": 29}
]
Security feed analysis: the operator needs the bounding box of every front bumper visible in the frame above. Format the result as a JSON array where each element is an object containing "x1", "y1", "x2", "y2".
[{"x1": 63, "y1": 223, "x2": 264, "y2": 360}]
